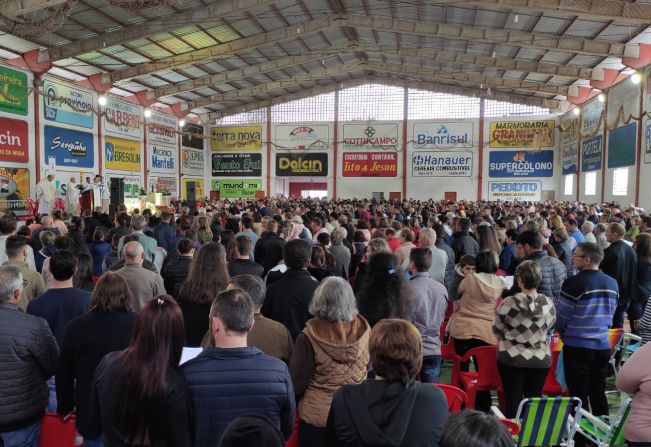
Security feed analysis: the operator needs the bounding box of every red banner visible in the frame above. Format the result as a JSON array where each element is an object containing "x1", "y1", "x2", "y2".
[
  {"x1": 342, "y1": 152, "x2": 397, "y2": 177},
  {"x1": 0, "y1": 117, "x2": 28, "y2": 163}
]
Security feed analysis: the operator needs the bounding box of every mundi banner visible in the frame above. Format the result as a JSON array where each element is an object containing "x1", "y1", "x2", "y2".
[
  {"x1": 342, "y1": 152, "x2": 397, "y2": 177},
  {"x1": 276, "y1": 152, "x2": 327, "y2": 176},
  {"x1": 211, "y1": 125, "x2": 262, "y2": 151},
  {"x1": 211, "y1": 179, "x2": 262, "y2": 198},
  {"x1": 489, "y1": 120, "x2": 555, "y2": 148}
]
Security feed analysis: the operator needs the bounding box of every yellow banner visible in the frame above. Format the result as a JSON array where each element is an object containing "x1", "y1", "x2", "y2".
[
  {"x1": 182, "y1": 178, "x2": 204, "y2": 199},
  {"x1": 489, "y1": 120, "x2": 555, "y2": 148},
  {"x1": 105, "y1": 136, "x2": 141, "y2": 172},
  {"x1": 210, "y1": 126, "x2": 262, "y2": 151}
]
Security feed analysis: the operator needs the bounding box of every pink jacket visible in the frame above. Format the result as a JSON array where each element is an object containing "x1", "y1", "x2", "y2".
[{"x1": 616, "y1": 342, "x2": 651, "y2": 442}]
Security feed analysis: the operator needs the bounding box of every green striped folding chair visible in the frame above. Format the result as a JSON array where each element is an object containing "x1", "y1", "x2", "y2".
[
  {"x1": 514, "y1": 396, "x2": 582, "y2": 447},
  {"x1": 574, "y1": 398, "x2": 632, "y2": 447}
]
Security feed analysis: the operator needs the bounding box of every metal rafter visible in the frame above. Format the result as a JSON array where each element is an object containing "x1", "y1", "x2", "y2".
[{"x1": 0, "y1": 0, "x2": 68, "y2": 16}]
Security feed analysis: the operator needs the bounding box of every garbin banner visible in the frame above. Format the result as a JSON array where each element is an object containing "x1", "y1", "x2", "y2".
[
  {"x1": 488, "y1": 150, "x2": 554, "y2": 177},
  {"x1": 342, "y1": 152, "x2": 397, "y2": 177},
  {"x1": 489, "y1": 120, "x2": 555, "y2": 148},
  {"x1": 411, "y1": 151, "x2": 472, "y2": 177}
]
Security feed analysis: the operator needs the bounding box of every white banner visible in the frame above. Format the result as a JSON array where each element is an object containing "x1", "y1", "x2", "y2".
[
  {"x1": 582, "y1": 97, "x2": 604, "y2": 136},
  {"x1": 413, "y1": 122, "x2": 473, "y2": 149},
  {"x1": 411, "y1": 151, "x2": 473, "y2": 177},
  {"x1": 148, "y1": 111, "x2": 177, "y2": 145},
  {"x1": 181, "y1": 148, "x2": 204, "y2": 175},
  {"x1": 273, "y1": 124, "x2": 330, "y2": 150},
  {"x1": 488, "y1": 181, "x2": 542, "y2": 202},
  {"x1": 148, "y1": 143, "x2": 177, "y2": 174},
  {"x1": 103, "y1": 98, "x2": 143, "y2": 139},
  {"x1": 342, "y1": 123, "x2": 399, "y2": 151}
]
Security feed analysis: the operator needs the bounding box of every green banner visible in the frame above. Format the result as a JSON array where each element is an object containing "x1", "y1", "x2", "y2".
[
  {"x1": 211, "y1": 179, "x2": 262, "y2": 198},
  {"x1": 0, "y1": 66, "x2": 28, "y2": 116}
]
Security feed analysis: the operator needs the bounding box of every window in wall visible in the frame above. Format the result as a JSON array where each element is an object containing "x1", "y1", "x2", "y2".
[
  {"x1": 271, "y1": 92, "x2": 335, "y2": 122},
  {"x1": 338, "y1": 84, "x2": 404, "y2": 121},
  {"x1": 584, "y1": 172, "x2": 597, "y2": 196},
  {"x1": 484, "y1": 100, "x2": 550, "y2": 117},
  {"x1": 564, "y1": 174, "x2": 574, "y2": 196},
  {"x1": 612, "y1": 168, "x2": 629, "y2": 196},
  {"x1": 218, "y1": 108, "x2": 268, "y2": 125},
  {"x1": 408, "y1": 89, "x2": 480, "y2": 119}
]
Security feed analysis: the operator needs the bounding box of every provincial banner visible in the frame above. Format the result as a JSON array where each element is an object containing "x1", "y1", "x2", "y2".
[
  {"x1": 581, "y1": 135, "x2": 603, "y2": 172},
  {"x1": 0, "y1": 167, "x2": 30, "y2": 215},
  {"x1": 44, "y1": 125, "x2": 94, "y2": 168},
  {"x1": 274, "y1": 124, "x2": 330, "y2": 150},
  {"x1": 103, "y1": 98, "x2": 142, "y2": 139},
  {"x1": 489, "y1": 120, "x2": 555, "y2": 148},
  {"x1": 608, "y1": 122, "x2": 637, "y2": 168},
  {"x1": 105, "y1": 136, "x2": 141, "y2": 172},
  {"x1": 0, "y1": 66, "x2": 28, "y2": 116},
  {"x1": 211, "y1": 125, "x2": 262, "y2": 151},
  {"x1": 212, "y1": 153, "x2": 262, "y2": 177},
  {"x1": 0, "y1": 117, "x2": 28, "y2": 162},
  {"x1": 413, "y1": 122, "x2": 473, "y2": 149},
  {"x1": 182, "y1": 148, "x2": 204, "y2": 176},
  {"x1": 488, "y1": 181, "x2": 542, "y2": 202},
  {"x1": 488, "y1": 150, "x2": 554, "y2": 177},
  {"x1": 276, "y1": 153, "x2": 327, "y2": 176},
  {"x1": 43, "y1": 79, "x2": 94, "y2": 129},
  {"x1": 342, "y1": 123, "x2": 399, "y2": 151},
  {"x1": 343, "y1": 152, "x2": 397, "y2": 177},
  {"x1": 211, "y1": 179, "x2": 262, "y2": 198},
  {"x1": 411, "y1": 151, "x2": 472, "y2": 177}
]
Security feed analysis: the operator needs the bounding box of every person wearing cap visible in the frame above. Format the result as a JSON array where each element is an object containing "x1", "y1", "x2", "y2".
[{"x1": 36, "y1": 173, "x2": 57, "y2": 215}]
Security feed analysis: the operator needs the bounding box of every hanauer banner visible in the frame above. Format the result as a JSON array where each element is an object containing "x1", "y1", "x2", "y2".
[{"x1": 411, "y1": 151, "x2": 473, "y2": 177}]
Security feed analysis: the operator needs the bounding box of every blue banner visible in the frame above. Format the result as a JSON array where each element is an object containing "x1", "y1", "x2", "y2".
[
  {"x1": 608, "y1": 122, "x2": 636, "y2": 168},
  {"x1": 581, "y1": 135, "x2": 602, "y2": 172},
  {"x1": 43, "y1": 125, "x2": 94, "y2": 168},
  {"x1": 43, "y1": 80, "x2": 94, "y2": 129},
  {"x1": 561, "y1": 145, "x2": 578, "y2": 175},
  {"x1": 488, "y1": 150, "x2": 554, "y2": 177}
]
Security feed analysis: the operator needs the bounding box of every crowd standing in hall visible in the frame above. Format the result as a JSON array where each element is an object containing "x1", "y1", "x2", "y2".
[{"x1": 0, "y1": 196, "x2": 651, "y2": 446}]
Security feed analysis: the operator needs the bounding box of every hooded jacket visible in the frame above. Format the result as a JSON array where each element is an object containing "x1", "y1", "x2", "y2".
[
  {"x1": 508, "y1": 251, "x2": 567, "y2": 302},
  {"x1": 326, "y1": 380, "x2": 448, "y2": 447}
]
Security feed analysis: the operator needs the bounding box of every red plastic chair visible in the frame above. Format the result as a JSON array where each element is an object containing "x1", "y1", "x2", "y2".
[
  {"x1": 39, "y1": 413, "x2": 78, "y2": 447},
  {"x1": 439, "y1": 322, "x2": 461, "y2": 386},
  {"x1": 499, "y1": 418, "x2": 521, "y2": 436},
  {"x1": 542, "y1": 349, "x2": 567, "y2": 396},
  {"x1": 435, "y1": 383, "x2": 468, "y2": 413},
  {"x1": 455, "y1": 345, "x2": 505, "y2": 411},
  {"x1": 285, "y1": 412, "x2": 300, "y2": 447}
]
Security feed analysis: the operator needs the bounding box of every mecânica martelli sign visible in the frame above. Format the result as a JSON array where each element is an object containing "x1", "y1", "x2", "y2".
[
  {"x1": 276, "y1": 152, "x2": 327, "y2": 176},
  {"x1": 212, "y1": 153, "x2": 262, "y2": 176}
]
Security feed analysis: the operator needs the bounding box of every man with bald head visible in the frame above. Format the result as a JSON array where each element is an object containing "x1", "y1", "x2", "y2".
[{"x1": 115, "y1": 241, "x2": 165, "y2": 311}]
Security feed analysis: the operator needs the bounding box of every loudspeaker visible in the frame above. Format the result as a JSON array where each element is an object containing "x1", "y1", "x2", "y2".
[
  {"x1": 186, "y1": 181, "x2": 197, "y2": 214},
  {"x1": 109, "y1": 177, "x2": 124, "y2": 215}
]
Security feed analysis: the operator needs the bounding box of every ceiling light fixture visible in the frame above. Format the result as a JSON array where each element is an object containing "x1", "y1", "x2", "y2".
[
  {"x1": 98, "y1": 95, "x2": 107, "y2": 106},
  {"x1": 144, "y1": 108, "x2": 152, "y2": 118},
  {"x1": 598, "y1": 93, "x2": 606, "y2": 103},
  {"x1": 573, "y1": 107, "x2": 580, "y2": 116},
  {"x1": 631, "y1": 72, "x2": 642, "y2": 84},
  {"x1": 179, "y1": 119, "x2": 186, "y2": 127}
]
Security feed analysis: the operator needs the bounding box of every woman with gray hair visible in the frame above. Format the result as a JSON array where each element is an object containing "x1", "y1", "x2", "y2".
[
  {"x1": 289, "y1": 276, "x2": 370, "y2": 447},
  {"x1": 329, "y1": 227, "x2": 351, "y2": 279}
]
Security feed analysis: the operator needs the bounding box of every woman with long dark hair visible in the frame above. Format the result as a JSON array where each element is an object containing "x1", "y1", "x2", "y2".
[
  {"x1": 220, "y1": 230, "x2": 238, "y2": 262},
  {"x1": 633, "y1": 233, "x2": 651, "y2": 343},
  {"x1": 176, "y1": 243, "x2": 230, "y2": 346},
  {"x1": 89, "y1": 295, "x2": 191, "y2": 446},
  {"x1": 74, "y1": 251, "x2": 95, "y2": 292}
]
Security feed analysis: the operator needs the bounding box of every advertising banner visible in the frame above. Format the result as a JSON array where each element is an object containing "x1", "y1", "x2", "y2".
[
  {"x1": 489, "y1": 120, "x2": 555, "y2": 148},
  {"x1": 274, "y1": 124, "x2": 330, "y2": 150},
  {"x1": 211, "y1": 179, "x2": 262, "y2": 198},
  {"x1": 561, "y1": 145, "x2": 578, "y2": 175},
  {"x1": 105, "y1": 174, "x2": 141, "y2": 199},
  {"x1": 182, "y1": 178, "x2": 204, "y2": 199},
  {"x1": 488, "y1": 181, "x2": 542, "y2": 202},
  {"x1": 342, "y1": 152, "x2": 397, "y2": 177},
  {"x1": 0, "y1": 66, "x2": 28, "y2": 116},
  {"x1": 105, "y1": 136, "x2": 141, "y2": 172},
  {"x1": 582, "y1": 98, "x2": 604, "y2": 136},
  {"x1": 212, "y1": 153, "x2": 262, "y2": 177},
  {"x1": 148, "y1": 143, "x2": 176, "y2": 174},
  {"x1": 342, "y1": 123, "x2": 399, "y2": 151},
  {"x1": 607, "y1": 122, "x2": 637, "y2": 168},
  {"x1": 44, "y1": 125, "x2": 94, "y2": 168},
  {"x1": 103, "y1": 98, "x2": 142, "y2": 139},
  {"x1": 43, "y1": 79, "x2": 94, "y2": 128},
  {"x1": 488, "y1": 150, "x2": 554, "y2": 177},
  {"x1": 581, "y1": 135, "x2": 603, "y2": 172},
  {"x1": 147, "y1": 111, "x2": 177, "y2": 145},
  {"x1": 276, "y1": 152, "x2": 327, "y2": 176},
  {"x1": 181, "y1": 122, "x2": 204, "y2": 150},
  {"x1": 149, "y1": 176, "x2": 176, "y2": 196},
  {"x1": 0, "y1": 117, "x2": 28, "y2": 162},
  {"x1": 413, "y1": 122, "x2": 473, "y2": 149},
  {"x1": 0, "y1": 167, "x2": 30, "y2": 215},
  {"x1": 211, "y1": 125, "x2": 262, "y2": 151},
  {"x1": 182, "y1": 148, "x2": 204, "y2": 175},
  {"x1": 645, "y1": 121, "x2": 651, "y2": 164},
  {"x1": 411, "y1": 151, "x2": 473, "y2": 177}
]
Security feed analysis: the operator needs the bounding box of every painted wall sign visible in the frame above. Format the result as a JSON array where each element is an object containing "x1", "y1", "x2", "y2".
[
  {"x1": 276, "y1": 152, "x2": 328, "y2": 176},
  {"x1": 105, "y1": 136, "x2": 141, "y2": 172},
  {"x1": 43, "y1": 79, "x2": 94, "y2": 128},
  {"x1": 212, "y1": 153, "x2": 262, "y2": 176},
  {"x1": 181, "y1": 122, "x2": 204, "y2": 150},
  {"x1": 274, "y1": 124, "x2": 330, "y2": 150},
  {"x1": 182, "y1": 178, "x2": 204, "y2": 199},
  {"x1": 489, "y1": 120, "x2": 555, "y2": 148},
  {"x1": 342, "y1": 152, "x2": 397, "y2": 177},
  {"x1": 210, "y1": 125, "x2": 262, "y2": 151},
  {"x1": 0, "y1": 66, "x2": 28, "y2": 116},
  {"x1": 582, "y1": 98, "x2": 604, "y2": 136},
  {"x1": 182, "y1": 148, "x2": 204, "y2": 175},
  {"x1": 607, "y1": 122, "x2": 637, "y2": 168},
  {"x1": 0, "y1": 167, "x2": 30, "y2": 215},
  {"x1": 0, "y1": 117, "x2": 28, "y2": 162},
  {"x1": 581, "y1": 135, "x2": 603, "y2": 172},
  {"x1": 148, "y1": 143, "x2": 176, "y2": 174},
  {"x1": 44, "y1": 125, "x2": 94, "y2": 168},
  {"x1": 413, "y1": 122, "x2": 474, "y2": 149},
  {"x1": 103, "y1": 98, "x2": 143, "y2": 139},
  {"x1": 105, "y1": 174, "x2": 141, "y2": 199},
  {"x1": 561, "y1": 145, "x2": 578, "y2": 175},
  {"x1": 488, "y1": 150, "x2": 554, "y2": 177},
  {"x1": 149, "y1": 176, "x2": 176, "y2": 196},
  {"x1": 342, "y1": 123, "x2": 399, "y2": 151},
  {"x1": 147, "y1": 111, "x2": 177, "y2": 145},
  {"x1": 411, "y1": 151, "x2": 473, "y2": 177},
  {"x1": 488, "y1": 181, "x2": 542, "y2": 202},
  {"x1": 211, "y1": 179, "x2": 262, "y2": 198}
]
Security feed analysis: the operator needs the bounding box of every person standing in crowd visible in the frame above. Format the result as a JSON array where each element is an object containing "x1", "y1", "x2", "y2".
[
  {"x1": 634, "y1": 233, "x2": 651, "y2": 343},
  {"x1": 582, "y1": 221, "x2": 597, "y2": 244},
  {"x1": 161, "y1": 238, "x2": 194, "y2": 297},
  {"x1": 616, "y1": 340, "x2": 651, "y2": 446},
  {"x1": 235, "y1": 216, "x2": 259, "y2": 260},
  {"x1": 254, "y1": 219, "x2": 285, "y2": 276},
  {"x1": 593, "y1": 223, "x2": 610, "y2": 249},
  {"x1": 115, "y1": 241, "x2": 166, "y2": 311},
  {"x1": 89, "y1": 296, "x2": 191, "y2": 447},
  {"x1": 329, "y1": 227, "x2": 351, "y2": 280},
  {"x1": 409, "y1": 228, "x2": 448, "y2": 285},
  {"x1": 228, "y1": 235, "x2": 264, "y2": 277},
  {"x1": 0, "y1": 216, "x2": 37, "y2": 270},
  {"x1": 0, "y1": 265, "x2": 58, "y2": 447},
  {"x1": 65, "y1": 176, "x2": 81, "y2": 216},
  {"x1": 601, "y1": 223, "x2": 638, "y2": 328},
  {"x1": 452, "y1": 217, "x2": 480, "y2": 261},
  {"x1": 499, "y1": 229, "x2": 518, "y2": 275},
  {"x1": 117, "y1": 214, "x2": 157, "y2": 264},
  {"x1": 566, "y1": 219, "x2": 585, "y2": 245},
  {"x1": 2, "y1": 236, "x2": 45, "y2": 310},
  {"x1": 36, "y1": 172, "x2": 57, "y2": 215},
  {"x1": 154, "y1": 210, "x2": 176, "y2": 251},
  {"x1": 551, "y1": 227, "x2": 575, "y2": 277},
  {"x1": 394, "y1": 229, "x2": 416, "y2": 263},
  {"x1": 105, "y1": 213, "x2": 131, "y2": 244},
  {"x1": 87, "y1": 229, "x2": 112, "y2": 277},
  {"x1": 433, "y1": 223, "x2": 456, "y2": 288}
]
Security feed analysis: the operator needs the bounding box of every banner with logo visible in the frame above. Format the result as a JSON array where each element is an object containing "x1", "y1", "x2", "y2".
[
  {"x1": 103, "y1": 98, "x2": 142, "y2": 139},
  {"x1": 488, "y1": 181, "x2": 542, "y2": 202},
  {"x1": 342, "y1": 152, "x2": 397, "y2": 177},
  {"x1": 581, "y1": 135, "x2": 603, "y2": 172},
  {"x1": 148, "y1": 176, "x2": 176, "y2": 196},
  {"x1": 182, "y1": 177, "x2": 204, "y2": 199},
  {"x1": 413, "y1": 122, "x2": 473, "y2": 149},
  {"x1": 105, "y1": 136, "x2": 141, "y2": 172},
  {"x1": 0, "y1": 66, "x2": 28, "y2": 116},
  {"x1": 211, "y1": 125, "x2": 262, "y2": 151},
  {"x1": 274, "y1": 124, "x2": 330, "y2": 150},
  {"x1": 0, "y1": 167, "x2": 30, "y2": 215},
  {"x1": 411, "y1": 151, "x2": 473, "y2": 177},
  {"x1": 489, "y1": 120, "x2": 555, "y2": 148},
  {"x1": 561, "y1": 145, "x2": 578, "y2": 175},
  {"x1": 0, "y1": 117, "x2": 28, "y2": 162},
  {"x1": 276, "y1": 152, "x2": 327, "y2": 176},
  {"x1": 182, "y1": 148, "x2": 204, "y2": 175},
  {"x1": 560, "y1": 113, "x2": 578, "y2": 175},
  {"x1": 582, "y1": 98, "x2": 604, "y2": 136},
  {"x1": 646, "y1": 121, "x2": 651, "y2": 164},
  {"x1": 342, "y1": 123, "x2": 399, "y2": 151},
  {"x1": 608, "y1": 122, "x2": 637, "y2": 168},
  {"x1": 181, "y1": 122, "x2": 204, "y2": 150},
  {"x1": 43, "y1": 79, "x2": 94, "y2": 129},
  {"x1": 211, "y1": 179, "x2": 262, "y2": 198},
  {"x1": 212, "y1": 153, "x2": 262, "y2": 176},
  {"x1": 488, "y1": 150, "x2": 554, "y2": 177},
  {"x1": 148, "y1": 143, "x2": 176, "y2": 174},
  {"x1": 147, "y1": 111, "x2": 177, "y2": 145},
  {"x1": 43, "y1": 125, "x2": 94, "y2": 168},
  {"x1": 105, "y1": 174, "x2": 141, "y2": 199}
]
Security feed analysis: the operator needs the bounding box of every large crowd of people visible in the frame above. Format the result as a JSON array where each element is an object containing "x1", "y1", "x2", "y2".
[{"x1": 1, "y1": 196, "x2": 650, "y2": 447}]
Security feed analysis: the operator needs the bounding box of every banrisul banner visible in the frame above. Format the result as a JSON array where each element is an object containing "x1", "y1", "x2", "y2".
[
  {"x1": 488, "y1": 150, "x2": 554, "y2": 177},
  {"x1": 488, "y1": 181, "x2": 542, "y2": 202},
  {"x1": 104, "y1": 98, "x2": 142, "y2": 139},
  {"x1": 44, "y1": 125, "x2": 94, "y2": 168},
  {"x1": 0, "y1": 66, "x2": 28, "y2": 116},
  {"x1": 608, "y1": 122, "x2": 637, "y2": 168},
  {"x1": 489, "y1": 120, "x2": 555, "y2": 148},
  {"x1": 342, "y1": 123, "x2": 399, "y2": 151},
  {"x1": 212, "y1": 179, "x2": 262, "y2": 199},
  {"x1": 43, "y1": 79, "x2": 94, "y2": 128},
  {"x1": 212, "y1": 153, "x2": 262, "y2": 177},
  {"x1": 413, "y1": 122, "x2": 473, "y2": 149},
  {"x1": 412, "y1": 151, "x2": 473, "y2": 177},
  {"x1": 148, "y1": 144, "x2": 176, "y2": 174},
  {"x1": 181, "y1": 122, "x2": 204, "y2": 150},
  {"x1": 0, "y1": 117, "x2": 28, "y2": 162},
  {"x1": 182, "y1": 148, "x2": 204, "y2": 176},
  {"x1": 276, "y1": 152, "x2": 327, "y2": 176},
  {"x1": 211, "y1": 125, "x2": 262, "y2": 151},
  {"x1": 581, "y1": 135, "x2": 603, "y2": 172},
  {"x1": 148, "y1": 111, "x2": 177, "y2": 146},
  {"x1": 274, "y1": 124, "x2": 329, "y2": 150},
  {"x1": 342, "y1": 152, "x2": 397, "y2": 177}
]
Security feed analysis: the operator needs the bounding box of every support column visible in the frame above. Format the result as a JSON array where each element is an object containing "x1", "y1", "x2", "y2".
[
  {"x1": 635, "y1": 79, "x2": 644, "y2": 206},
  {"x1": 477, "y1": 98, "x2": 485, "y2": 200},
  {"x1": 333, "y1": 88, "x2": 339, "y2": 200},
  {"x1": 600, "y1": 98, "x2": 608, "y2": 203},
  {"x1": 576, "y1": 117, "x2": 582, "y2": 201},
  {"x1": 266, "y1": 106, "x2": 271, "y2": 196},
  {"x1": 402, "y1": 87, "x2": 408, "y2": 200}
]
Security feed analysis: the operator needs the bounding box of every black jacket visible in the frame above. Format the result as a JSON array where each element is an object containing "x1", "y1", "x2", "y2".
[
  {"x1": 254, "y1": 234, "x2": 285, "y2": 275},
  {"x1": 601, "y1": 240, "x2": 638, "y2": 303},
  {"x1": 0, "y1": 304, "x2": 59, "y2": 432},
  {"x1": 508, "y1": 251, "x2": 567, "y2": 302},
  {"x1": 637, "y1": 260, "x2": 651, "y2": 304},
  {"x1": 326, "y1": 380, "x2": 448, "y2": 447},
  {"x1": 435, "y1": 240, "x2": 455, "y2": 288},
  {"x1": 552, "y1": 239, "x2": 575, "y2": 277},
  {"x1": 451, "y1": 231, "x2": 480, "y2": 261},
  {"x1": 161, "y1": 255, "x2": 193, "y2": 297},
  {"x1": 228, "y1": 259, "x2": 264, "y2": 278}
]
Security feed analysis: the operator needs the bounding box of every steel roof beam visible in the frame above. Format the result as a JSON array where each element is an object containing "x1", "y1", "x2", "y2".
[{"x1": 0, "y1": 0, "x2": 68, "y2": 16}]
